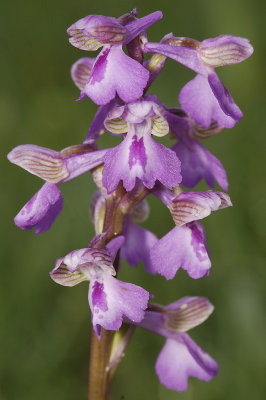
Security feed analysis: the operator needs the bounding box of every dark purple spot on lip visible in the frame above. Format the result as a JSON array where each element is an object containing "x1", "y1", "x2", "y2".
[
  {"x1": 95, "y1": 324, "x2": 102, "y2": 339},
  {"x1": 128, "y1": 135, "x2": 147, "y2": 171},
  {"x1": 90, "y1": 48, "x2": 110, "y2": 84},
  {"x1": 92, "y1": 281, "x2": 108, "y2": 311}
]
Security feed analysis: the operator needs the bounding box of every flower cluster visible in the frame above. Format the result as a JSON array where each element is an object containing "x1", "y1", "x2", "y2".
[{"x1": 8, "y1": 9, "x2": 253, "y2": 393}]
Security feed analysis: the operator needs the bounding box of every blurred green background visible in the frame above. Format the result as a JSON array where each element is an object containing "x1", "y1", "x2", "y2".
[{"x1": 1, "y1": 0, "x2": 266, "y2": 399}]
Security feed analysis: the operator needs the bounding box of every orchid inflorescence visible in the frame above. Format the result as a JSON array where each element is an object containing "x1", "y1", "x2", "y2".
[{"x1": 8, "y1": 9, "x2": 253, "y2": 395}]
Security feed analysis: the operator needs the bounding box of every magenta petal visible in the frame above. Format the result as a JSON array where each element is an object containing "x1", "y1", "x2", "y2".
[
  {"x1": 14, "y1": 183, "x2": 63, "y2": 234},
  {"x1": 89, "y1": 274, "x2": 149, "y2": 334},
  {"x1": 63, "y1": 149, "x2": 107, "y2": 182},
  {"x1": 82, "y1": 45, "x2": 149, "y2": 105},
  {"x1": 165, "y1": 109, "x2": 191, "y2": 142},
  {"x1": 102, "y1": 132, "x2": 181, "y2": 193},
  {"x1": 124, "y1": 11, "x2": 163, "y2": 44},
  {"x1": 106, "y1": 236, "x2": 125, "y2": 262},
  {"x1": 150, "y1": 222, "x2": 211, "y2": 280},
  {"x1": 172, "y1": 139, "x2": 228, "y2": 191},
  {"x1": 144, "y1": 42, "x2": 207, "y2": 75},
  {"x1": 121, "y1": 218, "x2": 158, "y2": 274},
  {"x1": 179, "y1": 74, "x2": 241, "y2": 128},
  {"x1": 155, "y1": 334, "x2": 218, "y2": 392},
  {"x1": 208, "y1": 72, "x2": 243, "y2": 123},
  {"x1": 86, "y1": 99, "x2": 117, "y2": 141},
  {"x1": 152, "y1": 184, "x2": 176, "y2": 207}
]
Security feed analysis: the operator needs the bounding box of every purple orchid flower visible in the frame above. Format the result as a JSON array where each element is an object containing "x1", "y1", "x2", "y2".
[
  {"x1": 8, "y1": 143, "x2": 107, "y2": 233},
  {"x1": 166, "y1": 109, "x2": 228, "y2": 191},
  {"x1": 151, "y1": 190, "x2": 232, "y2": 279},
  {"x1": 145, "y1": 34, "x2": 253, "y2": 127},
  {"x1": 68, "y1": 11, "x2": 163, "y2": 105},
  {"x1": 50, "y1": 243, "x2": 149, "y2": 340},
  {"x1": 102, "y1": 99, "x2": 182, "y2": 193},
  {"x1": 134, "y1": 297, "x2": 218, "y2": 392}
]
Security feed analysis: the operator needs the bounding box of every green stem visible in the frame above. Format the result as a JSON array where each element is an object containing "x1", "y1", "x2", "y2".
[
  {"x1": 88, "y1": 329, "x2": 113, "y2": 400},
  {"x1": 88, "y1": 178, "x2": 149, "y2": 399}
]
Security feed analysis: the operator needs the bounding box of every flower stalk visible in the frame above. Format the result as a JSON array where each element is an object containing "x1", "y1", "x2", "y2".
[{"x1": 88, "y1": 329, "x2": 113, "y2": 400}]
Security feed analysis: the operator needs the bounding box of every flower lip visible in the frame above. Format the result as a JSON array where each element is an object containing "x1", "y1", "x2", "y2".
[
  {"x1": 80, "y1": 45, "x2": 149, "y2": 105},
  {"x1": 150, "y1": 221, "x2": 211, "y2": 280}
]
